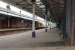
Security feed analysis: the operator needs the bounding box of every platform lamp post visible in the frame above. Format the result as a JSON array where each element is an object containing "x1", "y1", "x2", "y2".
[{"x1": 31, "y1": 0, "x2": 36, "y2": 38}]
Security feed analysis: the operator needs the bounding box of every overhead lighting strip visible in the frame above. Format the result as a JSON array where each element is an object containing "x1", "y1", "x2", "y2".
[{"x1": 0, "y1": 1, "x2": 46, "y2": 25}]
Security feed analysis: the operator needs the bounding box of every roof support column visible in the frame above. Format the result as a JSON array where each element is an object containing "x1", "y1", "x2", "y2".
[
  {"x1": 63, "y1": 0, "x2": 73, "y2": 45},
  {"x1": 45, "y1": 0, "x2": 48, "y2": 32},
  {"x1": 7, "y1": 5, "x2": 11, "y2": 28},
  {"x1": 32, "y1": 2, "x2": 36, "y2": 38},
  {"x1": 71, "y1": 0, "x2": 75, "y2": 46},
  {"x1": 45, "y1": 15, "x2": 48, "y2": 32},
  {"x1": 7, "y1": 17, "x2": 10, "y2": 28}
]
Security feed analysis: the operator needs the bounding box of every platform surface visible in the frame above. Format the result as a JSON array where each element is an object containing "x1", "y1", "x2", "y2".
[
  {"x1": 0, "y1": 47, "x2": 75, "y2": 50},
  {"x1": 0, "y1": 28, "x2": 63, "y2": 48}
]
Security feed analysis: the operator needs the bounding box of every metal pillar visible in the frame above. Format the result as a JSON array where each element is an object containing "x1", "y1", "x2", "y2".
[
  {"x1": 45, "y1": 15, "x2": 48, "y2": 32},
  {"x1": 64, "y1": 0, "x2": 73, "y2": 46},
  {"x1": 32, "y1": 3, "x2": 36, "y2": 38},
  {"x1": 7, "y1": 5, "x2": 10, "y2": 28},
  {"x1": 71, "y1": 0, "x2": 74, "y2": 46},
  {"x1": 50, "y1": 21, "x2": 51, "y2": 30},
  {"x1": 7, "y1": 17, "x2": 10, "y2": 28},
  {"x1": 43, "y1": 0, "x2": 48, "y2": 32}
]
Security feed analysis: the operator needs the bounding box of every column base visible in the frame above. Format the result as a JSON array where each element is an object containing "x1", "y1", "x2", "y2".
[
  {"x1": 45, "y1": 29, "x2": 48, "y2": 32},
  {"x1": 32, "y1": 31, "x2": 36, "y2": 38}
]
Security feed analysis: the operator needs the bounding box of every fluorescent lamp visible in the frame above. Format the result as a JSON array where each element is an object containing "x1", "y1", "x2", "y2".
[
  {"x1": 39, "y1": 5, "x2": 45, "y2": 8},
  {"x1": 0, "y1": 1, "x2": 8, "y2": 9}
]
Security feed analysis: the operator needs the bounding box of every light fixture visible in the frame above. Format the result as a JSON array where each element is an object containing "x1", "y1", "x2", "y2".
[
  {"x1": 36, "y1": 0, "x2": 40, "y2": 2},
  {"x1": 0, "y1": 1, "x2": 8, "y2": 9},
  {"x1": 39, "y1": 5, "x2": 45, "y2": 8}
]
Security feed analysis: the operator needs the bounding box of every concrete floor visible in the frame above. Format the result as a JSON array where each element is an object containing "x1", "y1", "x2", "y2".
[
  {"x1": 0, "y1": 47, "x2": 74, "y2": 50},
  {"x1": 0, "y1": 28, "x2": 64, "y2": 48}
]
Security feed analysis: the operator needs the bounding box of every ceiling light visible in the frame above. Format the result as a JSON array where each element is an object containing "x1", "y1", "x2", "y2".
[
  {"x1": 0, "y1": 1, "x2": 8, "y2": 9},
  {"x1": 36, "y1": 0, "x2": 40, "y2": 2},
  {"x1": 39, "y1": 5, "x2": 45, "y2": 8}
]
